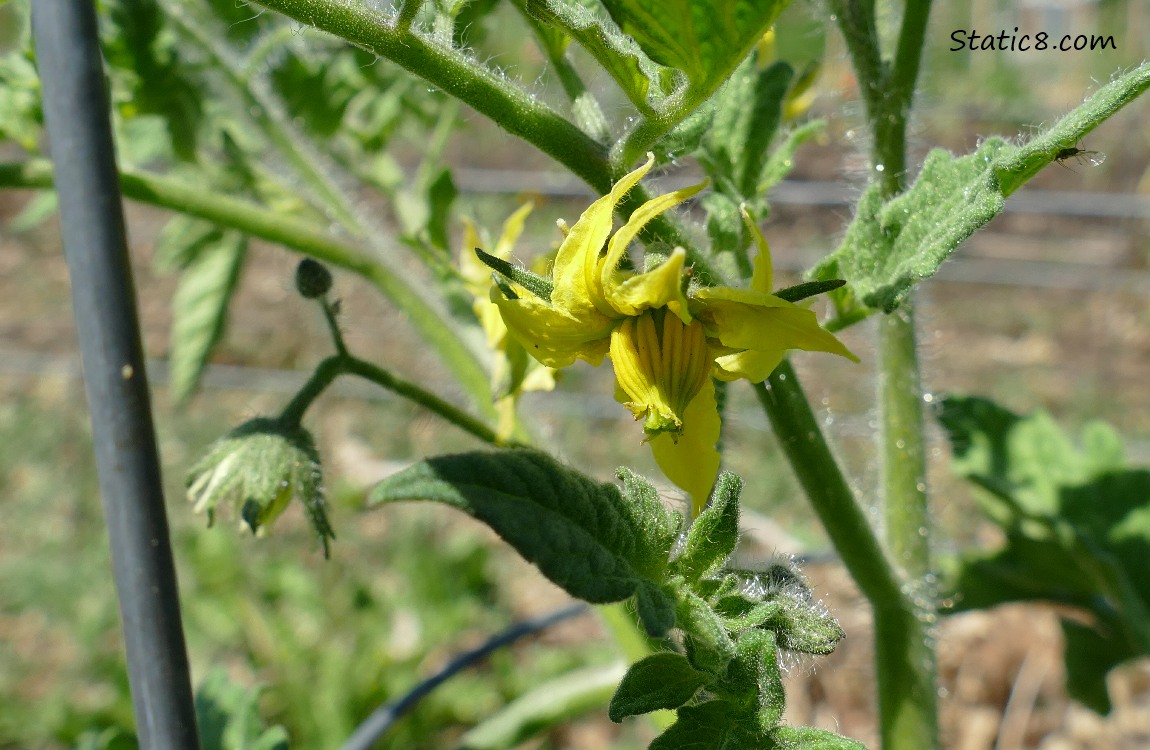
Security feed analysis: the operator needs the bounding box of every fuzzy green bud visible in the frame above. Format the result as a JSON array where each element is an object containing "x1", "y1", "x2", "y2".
[{"x1": 186, "y1": 417, "x2": 335, "y2": 556}]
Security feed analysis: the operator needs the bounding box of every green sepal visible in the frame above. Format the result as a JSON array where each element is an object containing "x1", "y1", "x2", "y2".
[
  {"x1": 607, "y1": 652, "x2": 709, "y2": 722},
  {"x1": 368, "y1": 450, "x2": 676, "y2": 602},
  {"x1": 475, "y1": 247, "x2": 554, "y2": 301},
  {"x1": 186, "y1": 417, "x2": 334, "y2": 556},
  {"x1": 673, "y1": 472, "x2": 741, "y2": 583},
  {"x1": 702, "y1": 191, "x2": 747, "y2": 271},
  {"x1": 773, "y1": 279, "x2": 846, "y2": 303}
]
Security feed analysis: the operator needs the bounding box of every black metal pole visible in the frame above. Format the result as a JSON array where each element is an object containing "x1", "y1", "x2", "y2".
[{"x1": 30, "y1": 2, "x2": 200, "y2": 748}]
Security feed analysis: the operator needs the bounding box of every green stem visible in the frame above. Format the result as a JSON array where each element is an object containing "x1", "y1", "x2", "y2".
[
  {"x1": 753, "y1": 363, "x2": 901, "y2": 606},
  {"x1": 879, "y1": 307, "x2": 929, "y2": 576},
  {"x1": 279, "y1": 355, "x2": 345, "y2": 426},
  {"x1": 0, "y1": 159, "x2": 497, "y2": 421},
  {"x1": 831, "y1": 2, "x2": 939, "y2": 748},
  {"x1": 249, "y1": 0, "x2": 722, "y2": 281},
  {"x1": 320, "y1": 298, "x2": 349, "y2": 357},
  {"x1": 279, "y1": 354, "x2": 510, "y2": 447},
  {"x1": 609, "y1": 89, "x2": 694, "y2": 170}
]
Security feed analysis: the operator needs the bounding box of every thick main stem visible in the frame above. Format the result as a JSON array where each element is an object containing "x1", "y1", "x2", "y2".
[{"x1": 831, "y1": 1, "x2": 939, "y2": 747}]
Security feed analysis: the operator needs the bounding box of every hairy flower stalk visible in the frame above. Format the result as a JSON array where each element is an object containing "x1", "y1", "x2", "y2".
[{"x1": 482, "y1": 154, "x2": 856, "y2": 513}]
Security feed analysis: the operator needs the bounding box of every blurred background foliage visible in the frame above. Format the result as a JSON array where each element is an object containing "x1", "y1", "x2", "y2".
[{"x1": 1, "y1": 0, "x2": 1149, "y2": 747}]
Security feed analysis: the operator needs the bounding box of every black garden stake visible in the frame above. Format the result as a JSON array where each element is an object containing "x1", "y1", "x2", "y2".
[{"x1": 31, "y1": 1, "x2": 201, "y2": 747}]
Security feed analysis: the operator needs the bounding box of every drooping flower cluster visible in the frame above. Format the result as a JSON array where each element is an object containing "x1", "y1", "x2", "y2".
[
  {"x1": 458, "y1": 202, "x2": 557, "y2": 441},
  {"x1": 485, "y1": 155, "x2": 856, "y2": 512}
]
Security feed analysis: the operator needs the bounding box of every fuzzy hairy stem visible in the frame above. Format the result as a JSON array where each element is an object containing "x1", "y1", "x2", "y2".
[{"x1": 830, "y1": 2, "x2": 939, "y2": 748}]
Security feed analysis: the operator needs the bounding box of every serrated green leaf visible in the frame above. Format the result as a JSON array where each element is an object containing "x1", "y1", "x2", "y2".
[
  {"x1": 812, "y1": 62, "x2": 1150, "y2": 319},
  {"x1": 599, "y1": 0, "x2": 788, "y2": 91},
  {"x1": 0, "y1": 43, "x2": 43, "y2": 151},
  {"x1": 767, "y1": 725, "x2": 867, "y2": 749},
  {"x1": 154, "y1": 216, "x2": 224, "y2": 272},
  {"x1": 608, "y1": 652, "x2": 708, "y2": 721},
  {"x1": 269, "y1": 53, "x2": 358, "y2": 139},
  {"x1": 102, "y1": 0, "x2": 205, "y2": 161},
  {"x1": 737, "y1": 61, "x2": 793, "y2": 198},
  {"x1": 944, "y1": 535, "x2": 1100, "y2": 612},
  {"x1": 810, "y1": 139, "x2": 1009, "y2": 314},
  {"x1": 675, "y1": 472, "x2": 741, "y2": 583},
  {"x1": 168, "y1": 232, "x2": 246, "y2": 403},
  {"x1": 368, "y1": 450, "x2": 676, "y2": 602},
  {"x1": 516, "y1": 0, "x2": 670, "y2": 113},
  {"x1": 457, "y1": 663, "x2": 626, "y2": 750}
]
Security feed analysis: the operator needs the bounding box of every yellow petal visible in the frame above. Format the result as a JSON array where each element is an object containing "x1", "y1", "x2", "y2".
[
  {"x1": 493, "y1": 292, "x2": 613, "y2": 368},
  {"x1": 712, "y1": 348, "x2": 785, "y2": 382},
  {"x1": 601, "y1": 178, "x2": 708, "y2": 298},
  {"x1": 494, "y1": 202, "x2": 534, "y2": 258},
  {"x1": 550, "y1": 156, "x2": 655, "y2": 318},
  {"x1": 696, "y1": 297, "x2": 858, "y2": 363},
  {"x1": 459, "y1": 218, "x2": 488, "y2": 290},
  {"x1": 650, "y1": 379, "x2": 721, "y2": 518},
  {"x1": 608, "y1": 247, "x2": 692, "y2": 320}
]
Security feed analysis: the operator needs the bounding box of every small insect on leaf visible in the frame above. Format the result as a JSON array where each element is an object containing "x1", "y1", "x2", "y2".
[{"x1": 1054, "y1": 144, "x2": 1107, "y2": 170}]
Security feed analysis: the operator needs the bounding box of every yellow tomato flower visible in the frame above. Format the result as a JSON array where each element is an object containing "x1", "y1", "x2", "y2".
[
  {"x1": 459, "y1": 203, "x2": 556, "y2": 442},
  {"x1": 489, "y1": 154, "x2": 856, "y2": 513}
]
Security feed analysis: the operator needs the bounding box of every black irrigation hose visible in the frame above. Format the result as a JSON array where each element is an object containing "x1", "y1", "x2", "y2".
[
  {"x1": 30, "y1": 2, "x2": 200, "y2": 748},
  {"x1": 340, "y1": 603, "x2": 591, "y2": 750}
]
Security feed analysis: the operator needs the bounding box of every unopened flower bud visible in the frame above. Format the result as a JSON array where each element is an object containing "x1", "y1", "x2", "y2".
[
  {"x1": 186, "y1": 417, "x2": 335, "y2": 556},
  {"x1": 295, "y1": 258, "x2": 333, "y2": 299}
]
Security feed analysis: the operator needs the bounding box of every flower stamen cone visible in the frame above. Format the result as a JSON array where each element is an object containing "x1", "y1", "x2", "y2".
[{"x1": 612, "y1": 309, "x2": 711, "y2": 440}]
